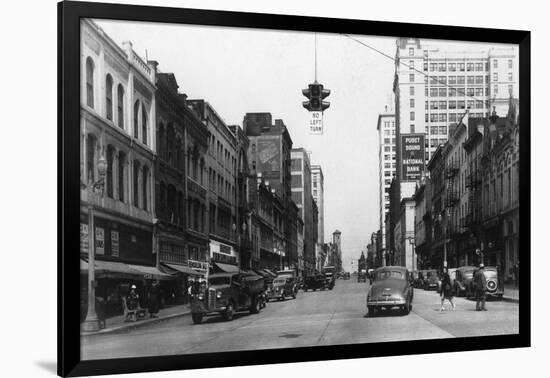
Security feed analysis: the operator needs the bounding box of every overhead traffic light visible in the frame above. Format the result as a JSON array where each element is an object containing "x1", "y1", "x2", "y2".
[{"x1": 302, "y1": 82, "x2": 330, "y2": 112}]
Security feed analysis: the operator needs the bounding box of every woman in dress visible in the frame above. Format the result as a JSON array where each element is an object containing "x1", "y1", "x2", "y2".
[{"x1": 439, "y1": 268, "x2": 456, "y2": 311}]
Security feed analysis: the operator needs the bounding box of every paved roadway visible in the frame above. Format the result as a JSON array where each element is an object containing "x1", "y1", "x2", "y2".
[{"x1": 81, "y1": 279, "x2": 519, "y2": 360}]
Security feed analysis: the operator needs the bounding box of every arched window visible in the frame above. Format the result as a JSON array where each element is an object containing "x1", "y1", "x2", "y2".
[
  {"x1": 157, "y1": 123, "x2": 165, "y2": 160},
  {"x1": 105, "y1": 74, "x2": 113, "y2": 120},
  {"x1": 142, "y1": 165, "x2": 148, "y2": 211},
  {"x1": 106, "y1": 145, "x2": 115, "y2": 198},
  {"x1": 178, "y1": 191, "x2": 184, "y2": 226},
  {"x1": 159, "y1": 181, "x2": 166, "y2": 219},
  {"x1": 118, "y1": 152, "x2": 126, "y2": 203},
  {"x1": 167, "y1": 124, "x2": 175, "y2": 164},
  {"x1": 142, "y1": 107, "x2": 148, "y2": 146},
  {"x1": 168, "y1": 185, "x2": 176, "y2": 223},
  {"x1": 86, "y1": 134, "x2": 97, "y2": 184},
  {"x1": 133, "y1": 160, "x2": 140, "y2": 207},
  {"x1": 134, "y1": 100, "x2": 140, "y2": 139},
  {"x1": 85, "y1": 57, "x2": 95, "y2": 108},
  {"x1": 117, "y1": 84, "x2": 124, "y2": 129}
]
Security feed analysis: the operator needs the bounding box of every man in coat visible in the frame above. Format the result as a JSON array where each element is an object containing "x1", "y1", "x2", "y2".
[
  {"x1": 473, "y1": 264, "x2": 487, "y2": 311},
  {"x1": 148, "y1": 280, "x2": 160, "y2": 318}
]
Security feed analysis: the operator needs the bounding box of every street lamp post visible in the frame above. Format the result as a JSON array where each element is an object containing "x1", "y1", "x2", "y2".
[{"x1": 81, "y1": 155, "x2": 107, "y2": 333}]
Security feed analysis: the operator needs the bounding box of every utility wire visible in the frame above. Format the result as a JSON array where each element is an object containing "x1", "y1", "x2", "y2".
[{"x1": 342, "y1": 34, "x2": 496, "y2": 109}]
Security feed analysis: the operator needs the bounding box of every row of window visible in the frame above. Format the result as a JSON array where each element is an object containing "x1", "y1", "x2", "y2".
[
  {"x1": 423, "y1": 62, "x2": 487, "y2": 73},
  {"x1": 85, "y1": 57, "x2": 150, "y2": 147},
  {"x1": 425, "y1": 112, "x2": 486, "y2": 124},
  {"x1": 210, "y1": 136, "x2": 237, "y2": 176},
  {"x1": 208, "y1": 168, "x2": 236, "y2": 202},
  {"x1": 86, "y1": 135, "x2": 151, "y2": 211},
  {"x1": 427, "y1": 100, "x2": 485, "y2": 110}
]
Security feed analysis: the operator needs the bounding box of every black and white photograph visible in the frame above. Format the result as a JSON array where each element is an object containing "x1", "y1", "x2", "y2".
[{"x1": 77, "y1": 13, "x2": 523, "y2": 363}]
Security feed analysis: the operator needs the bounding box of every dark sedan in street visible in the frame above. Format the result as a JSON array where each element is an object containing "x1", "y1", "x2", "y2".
[{"x1": 366, "y1": 266, "x2": 413, "y2": 316}]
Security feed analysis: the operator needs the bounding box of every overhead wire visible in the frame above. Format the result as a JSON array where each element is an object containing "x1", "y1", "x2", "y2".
[{"x1": 342, "y1": 34, "x2": 496, "y2": 109}]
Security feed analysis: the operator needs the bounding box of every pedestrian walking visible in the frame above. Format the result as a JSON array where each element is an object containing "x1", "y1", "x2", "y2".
[
  {"x1": 473, "y1": 264, "x2": 487, "y2": 311},
  {"x1": 439, "y1": 268, "x2": 455, "y2": 312},
  {"x1": 148, "y1": 280, "x2": 160, "y2": 318},
  {"x1": 125, "y1": 284, "x2": 140, "y2": 321}
]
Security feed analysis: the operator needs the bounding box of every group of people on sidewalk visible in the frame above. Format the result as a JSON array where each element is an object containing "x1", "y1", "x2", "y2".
[
  {"x1": 124, "y1": 280, "x2": 161, "y2": 322},
  {"x1": 437, "y1": 263, "x2": 491, "y2": 312}
]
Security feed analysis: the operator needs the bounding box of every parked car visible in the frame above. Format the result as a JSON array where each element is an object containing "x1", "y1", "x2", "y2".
[
  {"x1": 303, "y1": 273, "x2": 326, "y2": 291},
  {"x1": 343, "y1": 272, "x2": 351, "y2": 280},
  {"x1": 453, "y1": 266, "x2": 477, "y2": 297},
  {"x1": 465, "y1": 266, "x2": 504, "y2": 300},
  {"x1": 267, "y1": 272, "x2": 297, "y2": 301},
  {"x1": 322, "y1": 266, "x2": 336, "y2": 290},
  {"x1": 190, "y1": 272, "x2": 264, "y2": 324},
  {"x1": 422, "y1": 270, "x2": 440, "y2": 290},
  {"x1": 366, "y1": 266, "x2": 413, "y2": 316}
]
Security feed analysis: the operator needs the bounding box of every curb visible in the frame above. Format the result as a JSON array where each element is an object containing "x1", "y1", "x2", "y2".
[
  {"x1": 81, "y1": 311, "x2": 191, "y2": 337},
  {"x1": 502, "y1": 296, "x2": 519, "y2": 304}
]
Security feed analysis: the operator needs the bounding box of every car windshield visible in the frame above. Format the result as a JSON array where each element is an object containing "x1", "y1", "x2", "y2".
[
  {"x1": 209, "y1": 276, "x2": 230, "y2": 286},
  {"x1": 273, "y1": 278, "x2": 286, "y2": 285},
  {"x1": 376, "y1": 270, "x2": 404, "y2": 280},
  {"x1": 464, "y1": 271, "x2": 474, "y2": 278}
]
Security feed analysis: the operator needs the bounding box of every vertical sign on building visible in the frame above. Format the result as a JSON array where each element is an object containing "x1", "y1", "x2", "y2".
[
  {"x1": 309, "y1": 111, "x2": 323, "y2": 135},
  {"x1": 95, "y1": 227, "x2": 105, "y2": 255},
  {"x1": 80, "y1": 223, "x2": 89, "y2": 253},
  {"x1": 400, "y1": 134, "x2": 425, "y2": 181},
  {"x1": 111, "y1": 230, "x2": 119, "y2": 257}
]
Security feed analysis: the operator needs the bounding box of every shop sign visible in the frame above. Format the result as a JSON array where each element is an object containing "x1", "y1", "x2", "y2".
[
  {"x1": 95, "y1": 227, "x2": 105, "y2": 255},
  {"x1": 80, "y1": 223, "x2": 89, "y2": 253},
  {"x1": 111, "y1": 230, "x2": 119, "y2": 257},
  {"x1": 188, "y1": 259, "x2": 208, "y2": 271}
]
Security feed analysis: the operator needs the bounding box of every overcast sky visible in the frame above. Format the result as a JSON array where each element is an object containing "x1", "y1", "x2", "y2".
[{"x1": 93, "y1": 19, "x2": 514, "y2": 271}]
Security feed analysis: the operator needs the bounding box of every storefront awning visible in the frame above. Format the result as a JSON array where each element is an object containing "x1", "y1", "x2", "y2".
[
  {"x1": 213, "y1": 262, "x2": 239, "y2": 273},
  {"x1": 161, "y1": 263, "x2": 203, "y2": 277},
  {"x1": 253, "y1": 269, "x2": 275, "y2": 278},
  {"x1": 262, "y1": 268, "x2": 278, "y2": 277},
  {"x1": 128, "y1": 264, "x2": 174, "y2": 280},
  {"x1": 92, "y1": 260, "x2": 143, "y2": 279}
]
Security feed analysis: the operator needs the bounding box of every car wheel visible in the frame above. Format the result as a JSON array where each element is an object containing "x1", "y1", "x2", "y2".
[
  {"x1": 192, "y1": 313, "x2": 203, "y2": 324},
  {"x1": 292, "y1": 292, "x2": 296, "y2": 299},
  {"x1": 250, "y1": 297, "x2": 260, "y2": 314},
  {"x1": 402, "y1": 300, "x2": 411, "y2": 315},
  {"x1": 368, "y1": 306, "x2": 376, "y2": 317},
  {"x1": 313, "y1": 288, "x2": 316, "y2": 291},
  {"x1": 223, "y1": 302, "x2": 234, "y2": 321}
]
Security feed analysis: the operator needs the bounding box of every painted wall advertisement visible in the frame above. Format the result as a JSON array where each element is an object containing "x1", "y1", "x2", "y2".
[
  {"x1": 95, "y1": 227, "x2": 105, "y2": 255},
  {"x1": 400, "y1": 134, "x2": 425, "y2": 181}
]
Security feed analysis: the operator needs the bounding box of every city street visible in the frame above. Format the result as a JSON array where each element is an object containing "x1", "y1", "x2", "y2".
[{"x1": 81, "y1": 279, "x2": 518, "y2": 360}]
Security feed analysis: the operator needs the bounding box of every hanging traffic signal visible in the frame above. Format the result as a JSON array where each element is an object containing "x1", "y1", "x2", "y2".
[{"x1": 302, "y1": 82, "x2": 330, "y2": 112}]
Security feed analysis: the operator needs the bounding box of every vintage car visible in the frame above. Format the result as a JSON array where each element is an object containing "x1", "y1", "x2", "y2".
[
  {"x1": 422, "y1": 269, "x2": 440, "y2": 290},
  {"x1": 366, "y1": 266, "x2": 413, "y2": 316},
  {"x1": 466, "y1": 266, "x2": 504, "y2": 300},
  {"x1": 322, "y1": 266, "x2": 336, "y2": 289},
  {"x1": 343, "y1": 272, "x2": 351, "y2": 280},
  {"x1": 357, "y1": 269, "x2": 367, "y2": 283},
  {"x1": 453, "y1": 266, "x2": 477, "y2": 297},
  {"x1": 190, "y1": 272, "x2": 264, "y2": 324},
  {"x1": 267, "y1": 273, "x2": 297, "y2": 301},
  {"x1": 303, "y1": 273, "x2": 326, "y2": 291}
]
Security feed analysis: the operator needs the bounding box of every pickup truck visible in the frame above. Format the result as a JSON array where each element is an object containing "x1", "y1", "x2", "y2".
[{"x1": 190, "y1": 272, "x2": 264, "y2": 324}]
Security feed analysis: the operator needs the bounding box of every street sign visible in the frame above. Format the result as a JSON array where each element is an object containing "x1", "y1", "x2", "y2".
[{"x1": 309, "y1": 111, "x2": 323, "y2": 134}]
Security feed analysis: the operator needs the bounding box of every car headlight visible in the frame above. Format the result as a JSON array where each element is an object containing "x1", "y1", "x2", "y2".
[
  {"x1": 197, "y1": 294, "x2": 204, "y2": 301},
  {"x1": 216, "y1": 291, "x2": 222, "y2": 299}
]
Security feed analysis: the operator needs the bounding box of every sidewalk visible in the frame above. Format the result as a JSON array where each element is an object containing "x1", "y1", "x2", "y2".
[
  {"x1": 81, "y1": 303, "x2": 191, "y2": 337},
  {"x1": 503, "y1": 283, "x2": 519, "y2": 303}
]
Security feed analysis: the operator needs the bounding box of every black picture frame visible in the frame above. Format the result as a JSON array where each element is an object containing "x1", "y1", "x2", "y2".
[{"x1": 58, "y1": 1, "x2": 531, "y2": 376}]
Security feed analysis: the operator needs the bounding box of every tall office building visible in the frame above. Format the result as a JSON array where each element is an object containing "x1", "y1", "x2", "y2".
[
  {"x1": 311, "y1": 165, "x2": 325, "y2": 270},
  {"x1": 393, "y1": 38, "x2": 518, "y2": 171},
  {"x1": 376, "y1": 106, "x2": 396, "y2": 259}
]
